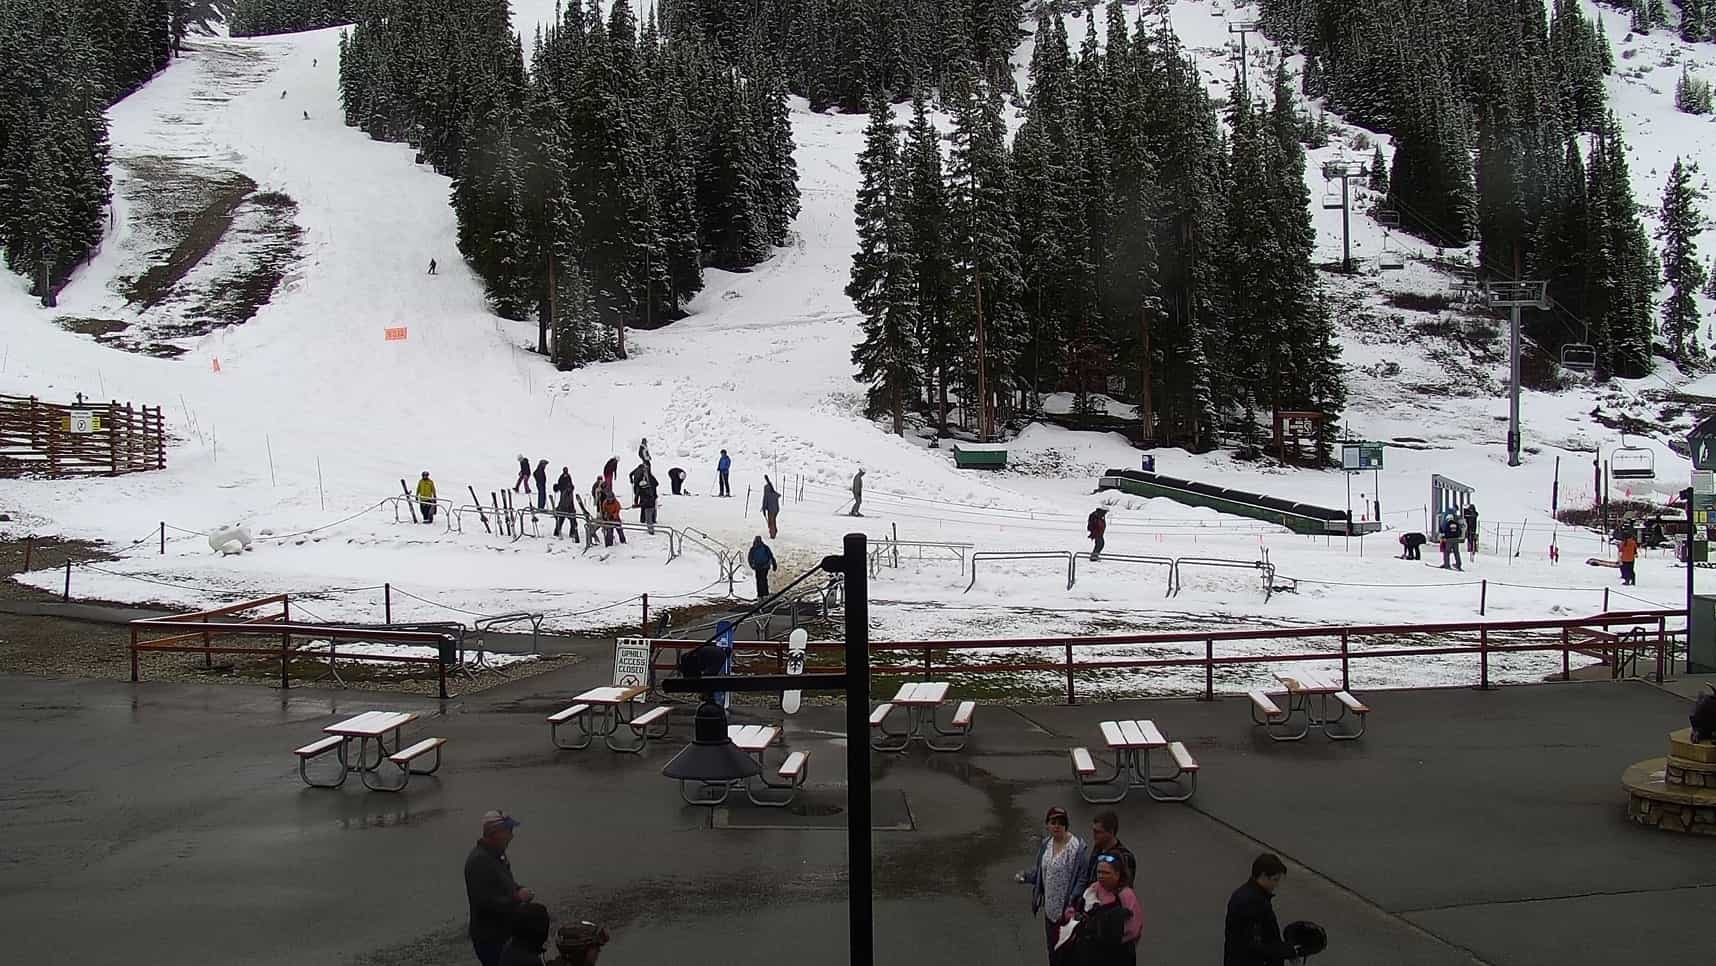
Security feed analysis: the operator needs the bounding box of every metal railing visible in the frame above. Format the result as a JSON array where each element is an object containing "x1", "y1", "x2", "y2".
[
  {"x1": 130, "y1": 595, "x2": 455, "y2": 698},
  {"x1": 386, "y1": 496, "x2": 460, "y2": 532},
  {"x1": 869, "y1": 536, "x2": 976, "y2": 575},
  {"x1": 1085, "y1": 553, "x2": 1178, "y2": 596},
  {"x1": 1174, "y1": 557, "x2": 1277, "y2": 601},
  {"x1": 965, "y1": 551, "x2": 1076, "y2": 593},
  {"x1": 633, "y1": 608, "x2": 1681, "y2": 704}
]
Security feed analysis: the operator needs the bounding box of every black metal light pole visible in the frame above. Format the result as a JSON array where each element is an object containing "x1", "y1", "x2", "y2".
[{"x1": 660, "y1": 533, "x2": 873, "y2": 965}]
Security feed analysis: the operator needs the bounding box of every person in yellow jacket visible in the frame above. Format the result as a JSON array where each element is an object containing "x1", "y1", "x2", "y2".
[{"x1": 415, "y1": 471, "x2": 438, "y2": 524}]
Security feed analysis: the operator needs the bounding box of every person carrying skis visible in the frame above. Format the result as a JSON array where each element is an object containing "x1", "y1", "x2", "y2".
[
  {"x1": 415, "y1": 472, "x2": 438, "y2": 524},
  {"x1": 1087, "y1": 507, "x2": 1108, "y2": 561},
  {"x1": 717, "y1": 449, "x2": 732, "y2": 497},
  {"x1": 748, "y1": 536, "x2": 777, "y2": 599},
  {"x1": 533, "y1": 459, "x2": 549, "y2": 510},
  {"x1": 761, "y1": 475, "x2": 781, "y2": 538},
  {"x1": 669, "y1": 467, "x2": 687, "y2": 495},
  {"x1": 849, "y1": 468, "x2": 865, "y2": 516},
  {"x1": 514, "y1": 455, "x2": 531, "y2": 494},
  {"x1": 1462, "y1": 503, "x2": 1480, "y2": 555},
  {"x1": 1438, "y1": 512, "x2": 1464, "y2": 570},
  {"x1": 637, "y1": 468, "x2": 659, "y2": 535},
  {"x1": 552, "y1": 468, "x2": 576, "y2": 537}
]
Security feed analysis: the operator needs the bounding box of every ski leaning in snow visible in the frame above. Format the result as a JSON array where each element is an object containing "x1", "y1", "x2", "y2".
[
  {"x1": 782, "y1": 628, "x2": 807, "y2": 714},
  {"x1": 398, "y1": 479, "x2": 419, "y2": 522}
]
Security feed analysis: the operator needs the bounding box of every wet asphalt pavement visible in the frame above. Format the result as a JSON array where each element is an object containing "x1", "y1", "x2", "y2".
[{"x1": 1, "y1": 655, "x2": 1710, "y2": 965}]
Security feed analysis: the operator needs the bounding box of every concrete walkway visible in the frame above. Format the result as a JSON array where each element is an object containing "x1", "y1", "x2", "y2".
[{"x1": 0, "y1": 663, "x2": 1709, "y2": 965}]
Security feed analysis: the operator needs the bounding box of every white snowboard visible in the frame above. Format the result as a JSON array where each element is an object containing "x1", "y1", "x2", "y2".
[{"x1": 782, "y1": 629, "x2": 807, "y2": 714}]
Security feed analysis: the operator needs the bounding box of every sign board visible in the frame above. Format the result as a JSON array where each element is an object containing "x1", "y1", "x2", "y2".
[
  {"x1": 1691, "y1": 416, "x2": 1716, "y2": 470},
  {"x1": 1341, "y1": 441, "x2": 1383, "y2": 471},
  {"x1": 612, "y1": 637, "x2": 651, "y2": 688},
  {"x1": 1695, "y1": 470, "x2": 1714, "y2": 496},
  {"x1": 1695, "y1": 492, "x2": 1716, "y2": 531},
  {"x1": 384, "y1": 326, "x2": 409, "y2": 341},
  {"x1": 62, "y1": 411, "x2": 101, "y2": 434},
  {"x1": 1286, "y1": 416, "x2": 1315, "y2": 437}
]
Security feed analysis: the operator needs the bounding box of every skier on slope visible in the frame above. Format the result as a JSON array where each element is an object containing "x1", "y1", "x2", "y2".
[
  {"x1": 1087, "y1": 507, "x2": 1107, "y2": 561},
  {"x1": 717, "y1": 449, "x2": 732, "y2": 497},
  {"x1": 761, "y1": 475, "x2": 781, "y2": 538},
  {"x1": 637, "y1": 468, "x2": 660, "y2": 535},
  {"x1": 514, "y1": 454, "x2": 531, "y2": 494},
  {"x1": 638, "y1": 437, "x2": 651, "y2": 466},
  {"x1": 849, "y1": 469, "x2": 865, "y2": 516}
]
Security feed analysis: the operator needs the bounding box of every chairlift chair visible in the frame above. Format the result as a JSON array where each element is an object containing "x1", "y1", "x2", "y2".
[
  {"x1": 1322, "y1": 182, "x2": 1344, "y2": 209},
  {"x1": 1560, "y1": 343, "x2": 1596, "y2": 372},
  {"x1": 1611, "y1": 445, "x2": 1655, "y2": 480}
]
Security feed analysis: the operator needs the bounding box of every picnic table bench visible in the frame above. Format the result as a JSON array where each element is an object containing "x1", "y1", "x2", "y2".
[
  {"x1": 294, "y1": 710, "x2": 447, "y2": 791},
  {"x1": 547, "y1": 686, "x2": 672, "y2": 754},
  {"x1": 1249, "y1": 670, "x2": 1369, "y2": 741},
  {"x1": 869, "y1": 682, "x2": 977, "y2": 752},
  {"x1": 675, "y1": 724, "x2": 811, "y2": 808},
  {"x1": 1069, "y1": 718, "x2": 1198, "y2": 804}
]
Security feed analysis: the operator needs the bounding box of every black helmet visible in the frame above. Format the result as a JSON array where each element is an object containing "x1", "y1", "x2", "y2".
[{"x1": 1283, "y1": 921, "x2": 1328, "y2": 957}]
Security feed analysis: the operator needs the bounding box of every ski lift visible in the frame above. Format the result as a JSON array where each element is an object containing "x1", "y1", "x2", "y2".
[
  {"x1": 1612, "y1": 438, "x2": 1656, "y2": 480},
  {"x1": 1375, "y1": 210, "x2": 1404, "y2": 269},
  {"x1": 1560, "y1": 343, "x2": 1596, "y2": 372}
]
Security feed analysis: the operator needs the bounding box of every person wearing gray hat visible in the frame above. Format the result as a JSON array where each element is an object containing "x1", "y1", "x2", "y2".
[{"x1": 466, "y1": 810, "x2": 533, "y2": 966}]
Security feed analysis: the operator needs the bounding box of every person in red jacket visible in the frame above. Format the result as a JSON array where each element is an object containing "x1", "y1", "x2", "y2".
[{"x1": 1087, "y1": 508, "x2": 1108, "y2": 561}]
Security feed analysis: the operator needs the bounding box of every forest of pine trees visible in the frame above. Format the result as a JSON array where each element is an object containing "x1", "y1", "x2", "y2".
[
  {"x1": 230, "y1": 0, "x2": 353, "y2": 37},
  {"x1": 848, "y1": 3, "x2": 1345, "y2": 454},
  {"x1": 1261, "y1": 0, "x2": 1661, "y2": 379},
  {"x1": 0, "y1": 0, "x2": 186, "y2": 306},
  {"x1": 338, "y1": 0, "x2": 799, "y2": 369}
]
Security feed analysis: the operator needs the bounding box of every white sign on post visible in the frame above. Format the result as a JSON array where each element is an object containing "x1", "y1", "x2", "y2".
[
  {"x1": 68, "y1": 411, "x2": 99, "y2": 434},
  {"x1": 613, "y1": 637, "x2": 651, "y2": 689}
]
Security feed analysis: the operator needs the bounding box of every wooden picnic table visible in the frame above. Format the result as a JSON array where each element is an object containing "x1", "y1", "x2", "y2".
[
  {"x1": 1071, "y1": 718, "x2": 1190, "y2": 804},
  {"x1": 569, "y1": 685, "x2": 649, "y2": 752},
  {"x1": 1268, "y1": 671, "x2": 1364, "y2": 741},
  {"x1": 324, "y1": 711, "x2": 419, "y2": 773},
  {"x1": 871, "y1": 682, "x2": 971, "y2": 752}
]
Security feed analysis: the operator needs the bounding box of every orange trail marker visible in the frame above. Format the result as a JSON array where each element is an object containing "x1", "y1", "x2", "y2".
[{"x1": 384, "y1": 326, "x2": 408, "y2": 341}]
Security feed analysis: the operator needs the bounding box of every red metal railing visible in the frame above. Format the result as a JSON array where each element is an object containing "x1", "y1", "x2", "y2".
[
  {"x1": 130, "y1": 594, "x2": 453, "y2": 698},
  {"x1": 642, "y1": 609, "x2": 1681, "y2": 704}
]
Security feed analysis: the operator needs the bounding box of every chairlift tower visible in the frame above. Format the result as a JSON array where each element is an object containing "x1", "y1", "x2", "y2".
[
  {"x1": 1321, "y1": 160, "x2": 1368, "y2": 273},
  {"x1": 1482, "y1": 280, "x2": 1550, "y2": 468},
  {"x1": 1228, "y1": 21, "x2": 1261, "y2": 95}
]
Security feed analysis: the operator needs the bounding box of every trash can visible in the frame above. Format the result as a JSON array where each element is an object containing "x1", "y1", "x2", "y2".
[{"x1": 1692, "y1": 594, "x2": 1716, "y2": 674}]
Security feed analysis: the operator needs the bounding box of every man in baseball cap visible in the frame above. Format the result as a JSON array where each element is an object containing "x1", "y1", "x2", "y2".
[{"x1": 465, "y1": 810, "x2": 532, "y2": 966}]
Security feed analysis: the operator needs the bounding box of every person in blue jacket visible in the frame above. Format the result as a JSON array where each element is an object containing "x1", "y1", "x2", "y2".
[
  {"x1": 748, "y1": 536, "x2": 777, "y2": 599},
  {"x1": 717, "y1": 449, "x2": 732, "y2": 497}
]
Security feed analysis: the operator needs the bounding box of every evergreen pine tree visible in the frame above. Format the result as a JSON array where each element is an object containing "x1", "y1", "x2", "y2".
[
  {"x1": 900, "y1": 88, "x2": 956, "y2": 427},
  {"x1": 847, "y1": 97, "x2": 923, "y2": 434},
  {"x1": 1368, "y1": 145, "x2": 1389, "y2": 193},
  {"x1": 1658, "y1": 157, "x2": 1708, "y2": 363}
]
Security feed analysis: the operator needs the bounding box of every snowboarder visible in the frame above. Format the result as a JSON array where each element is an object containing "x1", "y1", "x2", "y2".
[
  {"x1": 849, "y1": 469, "x2": 865, "y2": 516},
  {"x1": 637, "y1": 469, "x2": 659, "y2": 535},
  {"x1": 668, "y1": 466, "x2": 687, "y2": 496},
  {"x1": 427, "y1": 258, "x2": 437, "y2": 275},
  {"x1": 638, "y1": 437, "x2": 651, "y2": 466},
  {"x1": 514, "y1": 455, "x2": 531, "y2": 493},
  {"x1": 1462, "y1": 503, "x2": 1480, "y2": 555},
  {"x1": 552, "y1": 468, "x2": 576, "y2": 537},
  {"x1": 1438, "y1": 512, "x2": 1464, "y2": 570},
  {"x1": 1619, "y1": 532, "x2": 1639, "y2": 585},
  {"x1": 761, "y1": 475, "x2": 781, "y2": 538},
  {"x1": 1087, "y1": 507, "x2": 1108, "y2": 560},
  {"x1": 312, "y1": 58, "x2": 317, "y2": 67},
  {"x1": 415, "y1": 472, "x2": 437, "y2": 524},
  {"x1": 533, "y1": 459, "x2": 549, "y2": 510},
  {"x1": 748, "y1": 536, "x2": 777, "y2": 599},
  {"x1": 302, "y1": 110, "x2": 309, "y2": 120},
  {"x1": 717, "y1": 449, "x2": 732, "y2": 497},
  {"x1": 280, "y1": 90, "x2": 287, "y2": 99},
  {"x1": 1398, "y1": 531, "x2": 1426, "y2": 560}
]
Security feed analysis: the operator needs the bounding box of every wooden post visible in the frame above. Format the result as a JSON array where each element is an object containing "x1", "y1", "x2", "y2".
[
  {"x1": 159, "y1": 522, "x2": 165, "y2": 555},
  {"x1": 280, "y1": 598, "x2": 292, "y2": 691},
  {"x1": 384, "y1": 583, "x2": 392, "y2": 624},
  {"x1": 202, "y1": 613, "x2": 211, "y2": 668},
  {"x1": 1479, "y1": 626, "x2": 1490, "y2": 690},
  {"x1": 62, "y1": 560, "x2": 70, "y2": 600},
  {"x1": 129, "y1": 624, "x2": 139, "y2": 682},
  {"x1": 22, "y1": 535, "x2": 32, "y2": 572},
  {"x1": 1603, "y1": 587, "x2": 1610, "y2": 612},
  {"x1": 1340, "y1": 630, "x2": 1351, "y2": 691},
  {"x1": 1064, "y1": 642, "x2": 1075, "y2": 705},
  {"x1": 641, "y1": 593, "x2": 649, "y2": 637},
  {"x1": 922, "y1": 646, "x2": 931, "y2": 677},
  {"x1": 1562, "y1": 627, "x2": 1571, "y2": 681},
  {"x1": 1204, "y1": 638, "x2": 1215, "y2": 701},
  {"x1": 1480, "y1": 579, "x2": 1487, "y2": 616}
]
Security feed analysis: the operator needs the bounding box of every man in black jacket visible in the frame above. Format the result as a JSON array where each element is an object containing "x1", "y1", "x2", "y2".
[
  {"x1": 1076, "y1": 809, "x2": 1137, "y2": 898},
  {"x1": 466, "y1": 810, "x2": 533, "y2": 966},
  {"x1": 1224, "y1": 853, "x2": 1299, "y2": 966}
]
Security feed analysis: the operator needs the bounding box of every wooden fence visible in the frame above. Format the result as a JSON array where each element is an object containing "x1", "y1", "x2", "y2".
[{"x1": 0, "y1": 394, "x2": 166, "y2": 477}]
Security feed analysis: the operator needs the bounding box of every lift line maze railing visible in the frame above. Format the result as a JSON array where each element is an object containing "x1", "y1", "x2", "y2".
[
  {"x1": 129, "y1": 594, "x2": 457, "y2": 698},
  {"x1": 963, "y1": 550, "x2": 1274, "y2": 598},
  {"x1": 638, "y1": 608, "x2": 1681, "y2": 704},
  {"x1": 868, "y1": 537, "x2": 976, "y2": 576}
]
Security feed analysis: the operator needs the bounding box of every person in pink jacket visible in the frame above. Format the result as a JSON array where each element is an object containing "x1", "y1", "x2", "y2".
[{"x1": 1063, "y1": 852, "x2": 1142, "y2": 963}]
